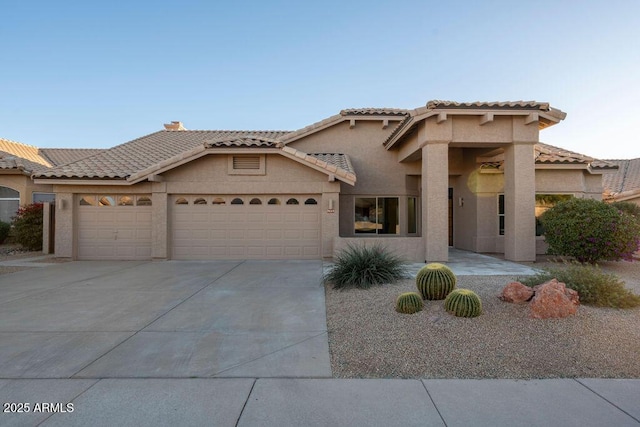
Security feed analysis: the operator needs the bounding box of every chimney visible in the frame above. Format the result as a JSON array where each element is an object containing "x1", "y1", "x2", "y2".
[{"x1": 164, "y1": 121, "x2": 186, "y2": 131}]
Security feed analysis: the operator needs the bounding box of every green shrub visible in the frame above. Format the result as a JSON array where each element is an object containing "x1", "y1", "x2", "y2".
[
  {"x1": 0, "y1": 221, "x2": 10, "y2": 244},
  {"x1": 324, "y1": 244, "x2": 408, "y2": 289},
  {"x1": 520, "y1": 262, "x2": 640, "y2": 308},
  {"x1": 11, "y1": 203, "x2": 43, "y2": 251},
  {"x1": 540, "y1": 198, "x2": 640, "y2": 264},
  {"x1": 395, "y1": 292, "x2": 424, "y2": 314},
  {"x1": 611, "y1": 201, "x2": 640, "y2": 221},
  {"x1": 444, "y1": 289, "x2": 482, "y2": 317},
  {"x1": 415, "y1": 263, "x2": 457, "y2": 300}
]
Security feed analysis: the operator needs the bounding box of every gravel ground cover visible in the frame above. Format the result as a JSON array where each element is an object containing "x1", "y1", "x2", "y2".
[{"x1": 325, "y1": 260, "x2": 640, "y2": 379}]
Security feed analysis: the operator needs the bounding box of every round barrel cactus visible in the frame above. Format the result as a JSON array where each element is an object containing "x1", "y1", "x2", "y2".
[
  {"x1": 395, "y1": 292, "x2": 424, "y2": 314},
  {"x1": 444, "y1": 288, "x2": 482, "y2": 318},
  {"x1": 415, "y1": 263, "x2": 456, "y2": 300}
]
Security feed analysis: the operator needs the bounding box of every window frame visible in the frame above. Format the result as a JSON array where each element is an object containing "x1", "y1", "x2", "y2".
[{"x1": 354, "y1": 196, "x2": 400, "y2": 235}]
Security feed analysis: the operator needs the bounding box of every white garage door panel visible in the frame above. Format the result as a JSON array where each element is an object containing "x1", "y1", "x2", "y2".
[
  {"x1": 171, "y1": 195, "x2": 321, "y2": 260},
  {"x1": 78, "y1": 206, "x2": 152, "y2": 260}
]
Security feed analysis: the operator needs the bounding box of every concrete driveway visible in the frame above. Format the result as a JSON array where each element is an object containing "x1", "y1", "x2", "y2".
[{"x1": 0, "y1": 260, "x2": 331, "y2": 378}]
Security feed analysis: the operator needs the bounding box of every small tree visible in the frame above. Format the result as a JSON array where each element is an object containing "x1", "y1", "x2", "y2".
[
  {"x1": 11, "y1": 203, "x2": 44, "y2": 251},
  {"x1": 540, "y1": 198, "x2": 640, "y2": 264}
]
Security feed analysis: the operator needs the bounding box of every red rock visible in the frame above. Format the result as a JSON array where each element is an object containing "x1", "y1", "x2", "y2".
[
  {"x1": 530, "y1": 279, "x2": 580, "y2": 319},
  {"x1": 499, "y1": 282, "x2": 534, "y2": 303}
]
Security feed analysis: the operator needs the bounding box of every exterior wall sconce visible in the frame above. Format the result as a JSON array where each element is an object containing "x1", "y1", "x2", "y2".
[
  {"x1": 327, "y1": 199, "x2": 335, "y2": 213},
  {"x1": 60, "y1": 199, "x2": 68, "y2": 210},
  {"x1": 458, "y1": 197, "x2": 464, "y2": 207}
]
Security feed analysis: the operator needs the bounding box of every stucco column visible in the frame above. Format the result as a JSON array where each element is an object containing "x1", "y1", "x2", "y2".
[
  {"x1": 422, "y1": 142, "x2": 449, "y2": 262},
  {"x1": 503, "y1": 141, "x2": 536, "y2": 261},
  {"x1": 54, "y1": 192, "x2": 73, "y2": 258},
  {"x1": 152, "y1": 184, "x2": 168, "y2": 259},
  {"x1": 322, "y1": 182, "x2": 340, "y2": 259}
]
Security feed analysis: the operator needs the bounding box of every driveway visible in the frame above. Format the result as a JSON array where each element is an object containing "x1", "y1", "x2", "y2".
[{"x1": 0, "y1": 260, "x2": 331, "y2": 378}]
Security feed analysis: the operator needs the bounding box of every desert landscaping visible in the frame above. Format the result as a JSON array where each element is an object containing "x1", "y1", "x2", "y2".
[{"x1": 325, "y1": 259, "x2": 640, "y2": 379}]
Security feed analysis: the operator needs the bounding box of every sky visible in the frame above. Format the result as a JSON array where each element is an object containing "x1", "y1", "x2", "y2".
[{"x1": 2, "y1": 1, "x2": 639, "y2": 159}]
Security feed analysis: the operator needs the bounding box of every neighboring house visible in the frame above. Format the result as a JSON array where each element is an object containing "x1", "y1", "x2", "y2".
[
  {"x1": 32, "y1": 101, "x2": 615, "y2": 262},
  {"x1": 602, "y1": 158, "x2": 640, "y2": 205},
  {"x1": 0, "y1": 137, "x2": 102, "y2": 223}
]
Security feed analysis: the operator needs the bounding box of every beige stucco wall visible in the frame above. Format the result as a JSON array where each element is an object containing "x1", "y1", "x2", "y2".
[{"x1": 0, "y1": 173, "x2": 54, "y2": 206}]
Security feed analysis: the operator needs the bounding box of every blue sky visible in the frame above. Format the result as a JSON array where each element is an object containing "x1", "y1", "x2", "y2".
[{"x1": 2, "y1": 1, "x2": 639, "y2": 159}]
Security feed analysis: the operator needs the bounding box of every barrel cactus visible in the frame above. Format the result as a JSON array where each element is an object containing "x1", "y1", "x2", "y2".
[
  {"x1": 395, "y1": 292, "x2": 424, "y2": 314},
  {"x1": 444, "y1": 288, "x2": 482, "y2": 318},
  {"x1": 415, "y1": 263, "x2": 456, "y2": 300}
]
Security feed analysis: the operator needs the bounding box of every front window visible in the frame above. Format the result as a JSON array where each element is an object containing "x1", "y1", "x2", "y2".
[
  {"x1": 355, "y1": 197, "x2": 399, "y2": 234},
  {"x1": 0, "y1": 186, "x2": 20, "y2": 223}
]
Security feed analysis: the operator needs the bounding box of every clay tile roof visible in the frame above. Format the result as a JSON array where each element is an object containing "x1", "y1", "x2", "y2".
[
  {"x1": 204, "y1": 135, "x2": 283, "y2": 148},
  {"x1": 0, "y1": 137, "x2": 52, "y2": 174},
  {"x1": 601, "y1": 158, "x2": 640, "y2": 194},
  {"x1": 340, "y1": 108, "x2": 410, "y2": 116},
  {"x1": 308, "y1": 153, "x2": 355, "y2": 174},
  {"x1": 426, "y1": 100, "x2": 550, "y2": 111},
  {"x1": 535, "y1": 143, "x2": 617, "y2": 170},
  {"x1": 39, "y1": 148, "x2": 105, "y2": 166},
  {"x1": 35, "y1": 130, "x2": 290, "y2": 179}
]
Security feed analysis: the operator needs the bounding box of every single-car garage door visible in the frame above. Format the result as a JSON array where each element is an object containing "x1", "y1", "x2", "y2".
[
  {"x1": 77, "y1": 194, "x2": 152, "y2": 260},
  {"x1": 171, "y1": 195, "x2": 321, "y2": 259}
]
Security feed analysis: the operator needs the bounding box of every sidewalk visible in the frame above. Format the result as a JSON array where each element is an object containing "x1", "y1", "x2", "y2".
[{"x1": 1, "y1": 377, "x2": 638, "y2": 426}]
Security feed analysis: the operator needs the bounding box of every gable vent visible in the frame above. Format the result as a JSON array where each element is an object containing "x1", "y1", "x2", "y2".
[{"x1": 233, "y1": 156, "x2": 260, "y2": 170}]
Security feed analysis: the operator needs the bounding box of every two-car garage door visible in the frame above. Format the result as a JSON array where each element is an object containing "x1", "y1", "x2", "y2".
[
  {"x1": 76, "y1": 194, "x2": 322, "y2": 260},
  {"x1": 171, "y1": 195, "x2": 321, "y2": 259}
]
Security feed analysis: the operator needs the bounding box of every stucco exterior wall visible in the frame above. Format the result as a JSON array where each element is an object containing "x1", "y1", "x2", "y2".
[
  {"x1": 288, "y1": 121, "x2": 421, "y2": 194},
  {"x1": 0, "y1": 174, "x2": 54, "y2": 206}
]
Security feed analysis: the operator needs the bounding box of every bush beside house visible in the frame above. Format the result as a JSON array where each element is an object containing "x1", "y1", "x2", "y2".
[
  {"x1": 11, "y1": 203, "x2": 44, "y2": 251},
  {"x1": 540, "y1": 198, "x2": 640, "y2": 264}
]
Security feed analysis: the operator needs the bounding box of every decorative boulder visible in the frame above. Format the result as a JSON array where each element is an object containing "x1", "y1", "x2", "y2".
[
  {"x1": 530, "y1": 279, "x2": 580, "y2": 319},
  {"x1": 499, "y1": 281, "x2": 534, "y2": 303}
]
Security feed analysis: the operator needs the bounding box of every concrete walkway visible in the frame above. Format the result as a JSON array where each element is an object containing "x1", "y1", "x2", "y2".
[
  {"x1": 0, "y1": 253, "x2": 637, "y2": 426},
  {"x1": 1, "y1": 378, "x2": 638, "y2": 426}
]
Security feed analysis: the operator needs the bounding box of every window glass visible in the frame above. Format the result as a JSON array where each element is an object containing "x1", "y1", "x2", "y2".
[
  {"x1": 194, "y1": 198, "x2": 207, "y2": 205},
  {"x1": 378, "y1": 197, "x2": 399, "y2": 234},
  {"x1": 0, "y1": 200, "x2": 19, "y2": 223},
  {"x1": 137, "y1": 196, "x2": 152, "y2": 206},
  {"x1": 212, "y1": 197, "x2": 225, "y2": 205},
  {"x1": 33, "y1": 193, "x2": 55, "y2": 204},
  {"x1": 175, "y1": 197, "x2": 188, "y2": 205},
  {"x1": 99, "y1": 196, "x2": 115, "y2": 206},
  {"x1": 249, "y1": 198, "x2": 262, "y2": 205},
  {"x1": 355, "y1": 197, "x2": 399, "y2": 234},
  {"x1": 231, "y1": 198, "x2": 244, "y2": 205},
  {"x1": 80, "y1": 195, "x2": 97, "y2": 206},
  {"x1": 118, "y1": 196, "x2": 134, "y2": 206},
  {"x1": 268, "y1": 198, "x2": 280, "y2": 205},
  {"x1": 304, "y1": 198, "x2": 318, "y2": 205},
  {"x1": 408, "y1": 197, "x2": 417, "y2": 234},
  {"x1": 0, "y1": 187, "x2": 19, "y2": 199},
  {"x1": 286, "y1": 198, "x2": 299, "y2": 205},
  {"x1": 355, "y1": 198, "x2": 377, "y2": 234}
]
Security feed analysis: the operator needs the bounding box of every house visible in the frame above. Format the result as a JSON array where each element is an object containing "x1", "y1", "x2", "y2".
[
  {"x1": 0, "y1": 138, "x2": 102, "y2": 223},
  {"x1": 602, "y1": 158, "x2": 640, "y2": 206},
  {"x1": 32, "y1": 101, "x2": 616, "y2": 262}
]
